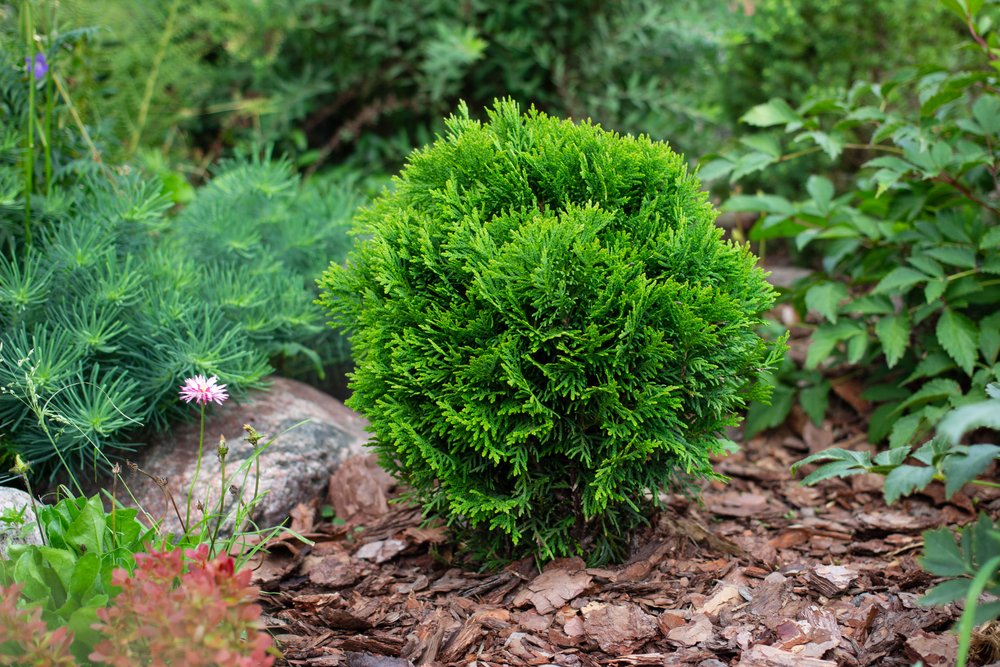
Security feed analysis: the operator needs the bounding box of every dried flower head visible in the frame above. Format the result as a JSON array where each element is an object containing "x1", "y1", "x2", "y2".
[
  {"x1": 111, "y1": 462, "x2": 122, "y2": 475},
  {"x1": 179, "y1": 374, "x2": 229, "y2": 406},
  {"x1": 242, "y1": 424, "x2": 262, "y2": 447}
]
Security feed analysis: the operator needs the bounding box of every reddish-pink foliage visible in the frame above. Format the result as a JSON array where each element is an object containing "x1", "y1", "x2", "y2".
[
  {"x1": 0, "y1": 583, "x2": 77, "y2": 666},
  {"x1": 89, "y1": 544, "x2": 275, "y2": 667}
]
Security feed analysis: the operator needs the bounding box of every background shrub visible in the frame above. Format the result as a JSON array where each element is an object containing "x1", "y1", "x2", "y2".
[
  {"x1": 710, "y1": 5, "x2": 1000, "y2": 447},
  {"x1": 319, "y1": 100, "x2": 784, "y2": 565},
  {"x1": 47, "y1": 0, "x2": 738, "y2": 171}
]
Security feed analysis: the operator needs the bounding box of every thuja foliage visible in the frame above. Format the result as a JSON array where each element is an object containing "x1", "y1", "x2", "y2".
[{"x1": 320, "y1": 101, "x2": 784, "y2": 565}]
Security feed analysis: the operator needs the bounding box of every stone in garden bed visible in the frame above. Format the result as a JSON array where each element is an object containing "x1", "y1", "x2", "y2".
[
  {"x1": 94, "y1": 377, "x2": 370, "y2": 537},
  {"x1": 0, "y1": 486, "x2": 44, "y2": 558}
]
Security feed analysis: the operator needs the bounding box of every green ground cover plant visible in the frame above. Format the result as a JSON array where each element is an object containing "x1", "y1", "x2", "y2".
[{"x1": 320, "y1": 100, "x2": 785, "y2": 566}]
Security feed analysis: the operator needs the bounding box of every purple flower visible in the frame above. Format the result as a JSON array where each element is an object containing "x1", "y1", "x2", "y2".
[
  {"x1": 179, "y1": 374, "x2": 229, "y2": 406},
  {"x1": 25, "y1": 53, "x2": 48, "y2": 80}
]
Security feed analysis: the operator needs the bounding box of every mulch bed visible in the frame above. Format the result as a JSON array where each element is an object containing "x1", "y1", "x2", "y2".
[{"x1": 256, "y1": 408, "x2": 1000, "y2": 667}]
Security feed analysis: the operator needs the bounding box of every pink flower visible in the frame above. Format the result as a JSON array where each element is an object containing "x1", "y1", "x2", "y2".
[{"x1": 179, "y1": 375, "x2": 229, "y2": 406}]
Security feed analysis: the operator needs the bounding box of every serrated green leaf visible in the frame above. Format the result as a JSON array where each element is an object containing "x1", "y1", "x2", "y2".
[
  {"x1": 722, "y1": 194, "x2": 795, "y2": 215},
  {"x1": 846, "y1": 332, "x2": 868, "y2": 364},
  {"x1": 904, "y1": 352, "x2": 956, "y2": 384},
  {"x1": 937, "y1": 309, "x2": 979, "y2": 375},
  {"x1": 799, "y1": 459, "x2": 871, "y2": 485},
  {"x1": 925, "y1": 278, "x2": 948, "y2": 304},
  {"x1": 973, "y1": 92, "x2": 1000, "y2": 134},
  {"x1": 806, "y1": 175, "x2": 835, "y2": 215},
  {"x1": 739, "y1": 134, "x2": 783, "y2": 158},
  {"x1": 875, "y1": 313, "x2": 911, "y2": 368},
  {"x1": 908, "y1": 254, "x2": 945, "y2": 278},
  {"x1": 799, "y1": 379, "x2": 831, "y2": 426},
  {"x1": 884, "y1": 464, "x2": 937, "y2": 504},
  {"x1": 939, "y1": 403, "x2": 1000, "y2": 444},
  {"x1": 873, "y1": 267, "x2": 929, "y2": 295},
  {"x1": 799, "y1": 131, "x2": 844, "y2": 160},
  {"x1": 730, "y1": 152, "x2": 778, "y2": 182},
  {"x1": 791, "y1": 448, "x2": 872, "y2": 475},
  {"x1": 920, "y1": 578, "x2": 971, "y2": 606},
  {"x1": 921, "y1": 88, "x2": 963, "y2": 117},
  {"x1": 696, "y1": 159, "x2": 735, "y2": 183},
  {"x1": 919, "y1": 527, "x2": 968, "y2": 577},
  {"x1": 890, "y1": 411, "x2": 926, "y2": 448},
  {"x1": 805, "y1": 282, "x2": 848, "y2": 323},
  {"x1": 925, "y1": 246, "x2": 977, "y2": 269},
  {"x1": 806, "y1": 321, "x2": 865, "y2": 368},
  {"x1": 981, "y1": 227, "x2": 1000, "y2": 249},
  {"x1": 741, "y1": 98, "x2": 801, "y2": 127},
  {"x1": 942, "y1": 444, "x2": 1000, "y2": 497}
]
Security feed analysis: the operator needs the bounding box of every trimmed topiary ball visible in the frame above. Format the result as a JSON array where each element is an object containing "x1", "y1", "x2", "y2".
[{"x1": 319, "y1": 100, "x2": 784, "y2": 565}]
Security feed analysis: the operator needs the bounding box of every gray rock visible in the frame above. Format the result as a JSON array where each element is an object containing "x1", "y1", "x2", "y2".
[
  {"x1": 0, "y1": 487, "x2": 44, "y2": 558},
  {"x1": 111, "y1": 377, "x2": 370, "y2": 537}
]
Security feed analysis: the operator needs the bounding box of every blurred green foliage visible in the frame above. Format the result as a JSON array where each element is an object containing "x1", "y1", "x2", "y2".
[{"x1": 49, "y1": 0, "x2": 738, "y2": 169}]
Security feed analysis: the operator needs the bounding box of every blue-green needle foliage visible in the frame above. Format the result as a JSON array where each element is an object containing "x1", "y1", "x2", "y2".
[
  {"x1": 319, "y1": 100, "x2": 785, "y2": 566},
  {"x1": 0, "y1": 157, "x2": 359, "y2": 479}
]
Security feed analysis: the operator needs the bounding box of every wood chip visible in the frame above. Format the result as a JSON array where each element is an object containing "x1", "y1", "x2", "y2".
[
  {"x1": 511, "y1": 565, "x2": 593, "y2": 615},
  {"x1": 904, "y1": 629, "x2": 958, "y2": 667},
  {"x1": 354, "y1": 539, "x2": 408, "y2": 563},
  {"x1": 581, "y1": 602, "x2": 659, "y2": 654},
  {"x1": 737, "y1": 644, "x2": 838, "y2": 667},
  {"x1": 665, "y1": 613, "x2": 714, "y2": 647}
]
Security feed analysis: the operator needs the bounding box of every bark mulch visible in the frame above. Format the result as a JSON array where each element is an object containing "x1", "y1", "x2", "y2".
[{"x1": 256, "y1": 410, "x2": 1000, "y2": 667}]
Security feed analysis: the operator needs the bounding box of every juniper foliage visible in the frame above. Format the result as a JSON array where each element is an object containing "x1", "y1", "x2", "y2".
[{"x1": 320, "y1": 101, "x2": 784, "y2": 565}]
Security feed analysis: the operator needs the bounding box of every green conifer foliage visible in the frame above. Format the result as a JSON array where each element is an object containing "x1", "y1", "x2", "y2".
[{"x1": 319, "y1": 101, "x2": 785, "y2": 565}]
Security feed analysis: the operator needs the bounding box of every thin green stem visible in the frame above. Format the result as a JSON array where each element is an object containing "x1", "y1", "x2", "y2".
[
  {"x1": 971, "y1": 479, "x2": 1000, "y2": 489},
  {"x1": 129, "y1": 0, "x2": 181, "y2": 157},
  {"x1": 185, "y1": 403, "x2": 206, "y2": 532},
  {"x1": 22, "y1": 0, "x2": 34, "y2": 246},
  {"x1": 43, "y1": 59, "x2": 53, "y2": 195},
  {"x1": 18, "y1": 472, "x2": 45, "y2": 547}
]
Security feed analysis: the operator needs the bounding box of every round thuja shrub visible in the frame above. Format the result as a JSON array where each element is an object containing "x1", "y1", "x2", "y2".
[{"x1": 319, "y1": 100, "x2": 785, "y2": 565}]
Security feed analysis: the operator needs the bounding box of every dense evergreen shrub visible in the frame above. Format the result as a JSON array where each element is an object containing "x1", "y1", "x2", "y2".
[{"x1": 319, "y1": 101, "x2": 784, "y2": 565}]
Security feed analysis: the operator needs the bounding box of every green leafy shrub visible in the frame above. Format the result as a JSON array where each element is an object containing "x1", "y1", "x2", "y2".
[
  {"x1": 709, "y1": 0, "x2": 1000, "y2": 446},
  {"x1": 319, "y1": 100, "x2": 784, "y2": 565},
  {"x1": 0, "y1": 493, "x2": 154, "y2": 661}
]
